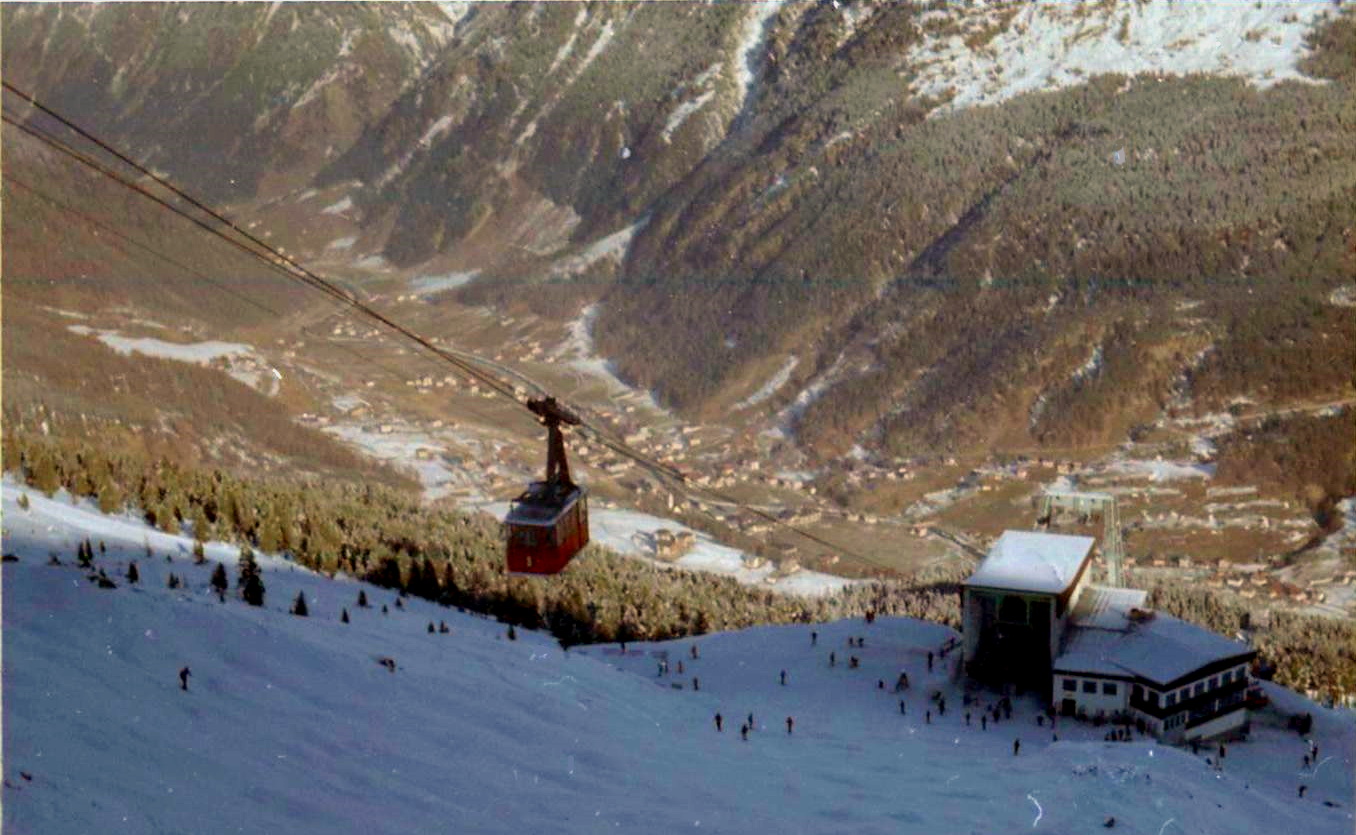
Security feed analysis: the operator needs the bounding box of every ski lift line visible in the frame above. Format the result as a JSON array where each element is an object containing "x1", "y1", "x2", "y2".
[
  {"x1": 2, "y1": 168, "x2": 503, "y2": 431},
  {"x1": 0, "y1": 106, "x2": 523, "y2": 413},
  {"x1": 1, "y1": 172, "x2": 282, "y2": 321},
  {"x1": 1, "y1": 84, "x2": 524, "y2": 409},
  {"x1": 2, "y1": 85, "x2": 888, "y2": 571}
]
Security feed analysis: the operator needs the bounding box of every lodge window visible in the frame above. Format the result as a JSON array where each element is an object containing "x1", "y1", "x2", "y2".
[
  {"x1": 1133, "y1": 684, "x2": 1143, "y2": 700},
  {"x1": 1209, "y1": 676, "x2": 1218, "y2": 690},
  {"x1": 1221, "y1": 671, "x2": 1231, "y2": 685},
  {"x1": 1062, "y1": 679, "x2": 1077, "y2": 692},
  {"x1": 1082, "y1": 681, "x2": 1096, "y2": 694},
  {"x1": 1166, "y1": 693, "x2": 1177, "y2": 707},
  {"x1": 1148, "y1": 691, "x2": 1160, "y2": 707},
  {"x1": 1193, "y1": 682, "x2": 1204, "y2": 698},
  {"x1": 1102, "y1": 682, "x2": 1117, "y2": 696}
]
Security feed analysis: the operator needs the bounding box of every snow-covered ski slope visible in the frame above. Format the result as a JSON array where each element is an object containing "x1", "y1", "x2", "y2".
[{"x1": 3, "y1": 483, "x2": 1353, "y2": 834}]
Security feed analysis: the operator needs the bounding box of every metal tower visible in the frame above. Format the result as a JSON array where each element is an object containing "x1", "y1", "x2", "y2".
[{"x1": 1036, "y1": 488, "x2": 1124, "y2": 587}]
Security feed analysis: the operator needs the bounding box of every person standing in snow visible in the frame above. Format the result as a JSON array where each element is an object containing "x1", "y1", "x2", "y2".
[
  {"x1": 1013, "y1": 738, "x2": 1021, "y2": 756},
  {"x1": 747, "y1": 712, "x2": 754, "y2": 731},
  {"x1": 811, "y1": 631, "x2": 818, "y2": 647},
  {"x1": 899, "y1": 700, "x2": 906, "y2": 715},
  {"x1": 179, "y1": 666, "x2": 191, "y2": 691},
  {"x1": 830, "y1": 652, "x2": 836, "y2": 667},
  {"x1": 740, "y1": 724, "x2": 749, "y2": 741},
  {"x1": 927, "y1": 651, "x2": 933, "y2": 672},
  {"x1": 981, "y1": 715, "x2": 987, "y2": 731},
  {"x1": 780, "y1": 670, "x2": 787, "y2": 686},
  {"x1": 715, "y1": 713, "x2": 723, "y2": 732},
  {"x1": 786, "y1": 716, "x2": 794, "y2": 734}
]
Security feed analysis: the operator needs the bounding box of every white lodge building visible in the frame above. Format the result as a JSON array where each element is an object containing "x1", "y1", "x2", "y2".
[{"x1": 962, "y1": 531, "x2": 1257, "y2": 742}]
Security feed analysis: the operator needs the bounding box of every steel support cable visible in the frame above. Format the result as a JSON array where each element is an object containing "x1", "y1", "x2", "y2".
[
  {"x1": 2, "y1": 86, "x2": 888, "y2": 569},
  {"x1": 3, "y1": 81, "x2": 523, "y2": 407},
  {"x1": 2, "y1": 169, "x2": 488, "y2": 417}
]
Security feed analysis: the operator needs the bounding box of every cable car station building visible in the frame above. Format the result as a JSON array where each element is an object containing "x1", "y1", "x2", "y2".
[{"x1": 962, "y1": 530, "x2": 1256, "y2": 742}]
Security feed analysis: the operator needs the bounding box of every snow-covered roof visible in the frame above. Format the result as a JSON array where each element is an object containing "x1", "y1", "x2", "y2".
[
  {"x1": 1056, "y1": 587, "x2": 1253, "y2": 686},
  {"x1": 963, "y1": 530, "x2": 1095, "y2": 594}
]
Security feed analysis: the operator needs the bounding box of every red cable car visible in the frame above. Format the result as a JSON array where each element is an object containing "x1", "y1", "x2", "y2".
[{"x1": 506, "y1": 397, "x2": 589, "y2": 574}]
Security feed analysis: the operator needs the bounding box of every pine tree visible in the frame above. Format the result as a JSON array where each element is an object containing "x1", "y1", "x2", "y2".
[
  {"x1": 291, "y1": 591, "x2": 308, "y2": 617},
  {"x1": 77, "y1": 538, "x2": 93, "y2": 568},
  {"x1": 126, "y1": 561, "x2": 139, "y2": 584},
  {"x1": 17, "y1": 493, "x2": 30, "y2": 511},
  {"x1": 238, "y1": 548, "x2": 265, "y2": 607},
  {"x1": 507, "y1": 624, "x2": 518, "y2": 641},
  {"x1": 341, "y1": 608, "x2": 350, "y2": 624},
  {"x1": 167, "y1": 573, "x2": 180, "y2": 589},
  {"x1": 357, "y1": 589, "x2": 369, "y2": 608},
  {"x1": 428, "y1": 622, "x2": 435, "y2": 634},
  {"x1": 210, "y1": 562, "x2": 229, "y2": 595}
]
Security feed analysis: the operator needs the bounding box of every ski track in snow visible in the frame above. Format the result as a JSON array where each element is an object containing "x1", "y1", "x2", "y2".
[{"x1": 2, "y1": 479, "x2": 1353, "y2": 835}]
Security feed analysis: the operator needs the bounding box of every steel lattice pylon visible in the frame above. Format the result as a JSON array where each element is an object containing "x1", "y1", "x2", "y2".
[{"x1": 1036, "y1": 489, "x2": 1124, "y2": 587}]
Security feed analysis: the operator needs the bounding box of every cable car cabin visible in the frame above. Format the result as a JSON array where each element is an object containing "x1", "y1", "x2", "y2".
[{"x1": 505, "y1": 481, "x2": 589, "y2": 575}]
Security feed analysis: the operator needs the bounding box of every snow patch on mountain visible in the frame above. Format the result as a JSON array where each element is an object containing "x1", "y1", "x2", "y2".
[
  {"x1": 772, "y1": 351, "x2": 852, "y2": 437},
  {"x1": 733, "y1": 0, "x2": 786, "y2": 115},
  {"x1": 554, "y1": 304, "x2": 667, "y2": 418},
  {"x1": 736, "y1": 356, "x2": 800, "y2": 410},
  {"x1": 408, "y1": 270, "x2": 480, "y2": 296},
  {"x1": 551, "y1": 220, "x2": 645, "y2": 277},
  {"x1": 1329, "y1": 284, "x2": 1356, "y2": 308},
  {"x1": 67, "y1": 326, "x2": 253, "y2": 365},
  {"x1": 548, "y1": 7, "x2": 588, "y2": 75},
  {"x1": 907, "y1": 0, "x2": 1346, "y2": 115},
  {"x1": 661, "y1": 90, "x2": 716, "y2": 144},
  {"x1": 321, "y1": 196, "x2": 354, "y2": 215}
]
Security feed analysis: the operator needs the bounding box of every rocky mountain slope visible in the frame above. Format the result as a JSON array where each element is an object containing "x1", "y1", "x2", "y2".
[{"x1": 3, "y1": 1, "x2": 1353, "y2": 468}]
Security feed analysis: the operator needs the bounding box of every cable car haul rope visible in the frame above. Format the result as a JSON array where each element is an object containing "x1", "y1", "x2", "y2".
[{"x1": 2, "y1": 81, "x2": 886, "y2": 576}]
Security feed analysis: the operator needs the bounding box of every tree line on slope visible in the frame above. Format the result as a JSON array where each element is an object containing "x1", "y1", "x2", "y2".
[{"x1": 2, "y1": 430, "x2": 961, "y2": 648}]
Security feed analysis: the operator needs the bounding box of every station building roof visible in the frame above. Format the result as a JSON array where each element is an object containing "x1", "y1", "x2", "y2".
[{"x1": 962, "y1": 530, "x2": 1096, "y2": 595}]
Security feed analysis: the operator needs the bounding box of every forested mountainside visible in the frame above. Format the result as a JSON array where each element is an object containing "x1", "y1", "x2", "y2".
[{"x1": 4, "y1": 1, "x2": 1354, "y2": 460}]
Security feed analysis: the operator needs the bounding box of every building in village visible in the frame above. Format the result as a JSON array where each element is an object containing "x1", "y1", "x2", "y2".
[{"x1": 962, "y1": 530, "x2": 1257, "y2": 742}]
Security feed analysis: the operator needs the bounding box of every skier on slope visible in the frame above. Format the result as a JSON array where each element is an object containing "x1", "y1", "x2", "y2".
[{"x1": 179, "y1": 666, "x2": 191, "y2": 691}]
